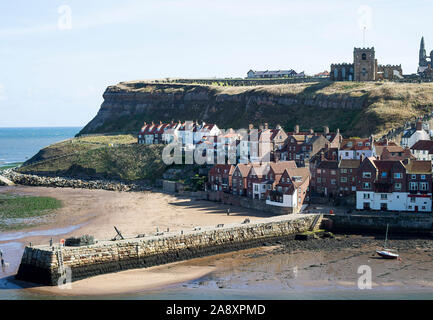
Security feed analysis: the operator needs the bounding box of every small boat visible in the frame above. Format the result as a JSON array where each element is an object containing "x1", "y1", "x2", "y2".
[
  {"x1": 376, "y1": 249, "x2": 399, "y2": 259},
  {"x1": 376, "y1": 224, "x2": 399, "y2": 259}
]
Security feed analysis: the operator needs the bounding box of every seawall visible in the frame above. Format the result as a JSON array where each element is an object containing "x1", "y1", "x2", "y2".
[
  {"x1": 15, "y1": 214, "x2": 321, "y2": 286},
  {"x1": 324, "y1": 212, "x2": 433, "y2": 235}
]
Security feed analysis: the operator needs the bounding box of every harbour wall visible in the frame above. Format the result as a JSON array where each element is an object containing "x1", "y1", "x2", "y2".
[
  {"x1": 15, "y1": 214, "x2": 321, "y2": 286},
  {"x1": 324, "y1": 212, "x2": 433, "y2": 235}
]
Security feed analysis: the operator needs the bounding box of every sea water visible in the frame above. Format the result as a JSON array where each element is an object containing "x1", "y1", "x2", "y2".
[{"x1": 0, "y1": 127, "x2": 82, "y2": 165}]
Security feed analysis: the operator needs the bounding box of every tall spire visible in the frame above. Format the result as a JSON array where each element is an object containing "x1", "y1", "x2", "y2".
[{"x1": 420, "y1": 36, "x2": 428, "y2": 67}]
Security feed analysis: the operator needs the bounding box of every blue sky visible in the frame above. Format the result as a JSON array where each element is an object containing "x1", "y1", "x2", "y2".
[{"x1": 0, "y1": 0, "x2": 432, "y2": 127}]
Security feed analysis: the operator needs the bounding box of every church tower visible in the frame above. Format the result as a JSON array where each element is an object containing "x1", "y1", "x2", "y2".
[
  {"x1": 354, "y1": 47, "x2": 377, "y2": 81},
  {"x1": 419, "y1": 36, "x2": 428, "y2": 67}
]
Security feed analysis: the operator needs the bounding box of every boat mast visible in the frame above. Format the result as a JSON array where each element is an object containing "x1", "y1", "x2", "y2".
[{"x1": 384, "y1": 223, "x2": 389, "y2": 249}]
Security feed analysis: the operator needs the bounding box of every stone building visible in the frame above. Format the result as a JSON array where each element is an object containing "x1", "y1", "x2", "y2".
[
  {"x1": 353, "y1": 47, "x2": 377, "y2": 81},
  {"x1": 418, "y1": 36, "x2": 433, "y2": 78},
  {"x1": 330, "y1": 47, "x2": 402, "y2": 82}
]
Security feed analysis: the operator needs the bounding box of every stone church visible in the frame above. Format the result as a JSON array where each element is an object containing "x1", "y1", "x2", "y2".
[
  {"x1": 331, "y1": 47, "x2": 402, "y2": 81},
  {"x1": 418, "y1": 36, "x2": 433, "y2": 78}
]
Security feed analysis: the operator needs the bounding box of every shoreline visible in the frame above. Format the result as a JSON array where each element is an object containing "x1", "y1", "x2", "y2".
[{"x1": 1, "y1": 185, "x2": 433, "y2": 298}]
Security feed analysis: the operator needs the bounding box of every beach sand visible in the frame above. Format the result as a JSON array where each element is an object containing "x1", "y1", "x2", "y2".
[{"x1": 0, "y1": 186, "x2": 271, "y2": 295}]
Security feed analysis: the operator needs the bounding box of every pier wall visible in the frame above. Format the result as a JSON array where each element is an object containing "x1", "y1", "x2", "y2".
[
  {"x1": 325, "y1": 213, "x2": 433, "y2": 234},
  {"x1": 16, "y1": 214, "x2": 321, "y2": 286}
]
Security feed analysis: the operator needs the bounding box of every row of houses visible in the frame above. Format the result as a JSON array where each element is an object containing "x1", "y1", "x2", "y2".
[
  {"x1": 138, "y1": 121, "x2": 343, "y2": 165},
  {"x1": 207, "y1": 161, "x2": 310, "y2": 213},
  {"x1": 138, "y1": 119, "x2": 433, "y2": 213}
]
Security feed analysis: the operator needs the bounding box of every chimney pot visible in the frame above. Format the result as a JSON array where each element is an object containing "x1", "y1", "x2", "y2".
[
  {"x1": 294, "y1": 125, "x2": 300, "y2": 134},
  {"x1": 324, "y1": 126, "x2": 329, "y2": 134}
]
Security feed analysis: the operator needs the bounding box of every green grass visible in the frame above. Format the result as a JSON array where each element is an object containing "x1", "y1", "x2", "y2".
[
  {"x1": 0, "y1": 162, "x2": 23, "y2": 171},
  {"x1": 18, "y1": 135, "x2": 169, "y2": 181},
  {"x1": 0, "y1": 194, "x2": 62, "y2": 219}
]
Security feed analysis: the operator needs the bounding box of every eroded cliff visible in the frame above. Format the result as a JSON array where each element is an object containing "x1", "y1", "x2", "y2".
[{"x1": 80, "y1": 80, "x2": 433, "y2": 137}]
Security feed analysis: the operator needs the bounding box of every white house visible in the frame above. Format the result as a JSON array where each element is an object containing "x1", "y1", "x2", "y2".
[
  {"x1": 401, "y1": 120, "x2": 430, "y2": 148},
  {"x1": 338, "y1": 138, "x2": 373, "y2": 160}
]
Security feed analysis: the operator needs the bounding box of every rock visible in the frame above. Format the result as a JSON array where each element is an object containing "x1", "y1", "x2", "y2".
[{"x1": 2, "y1": 169, "x2": 149, "y2": 192}]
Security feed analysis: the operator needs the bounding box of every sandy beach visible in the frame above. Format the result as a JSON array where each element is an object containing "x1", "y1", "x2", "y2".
[{"x1": 0, "y1": 185, "x2": 270, "y2": 296}]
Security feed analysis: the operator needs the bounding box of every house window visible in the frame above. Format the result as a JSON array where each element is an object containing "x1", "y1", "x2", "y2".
[
  {"x1": 331, "y1": 179, "x2": 336, "y2": 185},
  {"x1": 420, "y1": 182, "x2": 428, "y2": 191},
  {"x1": 331, "y1": 170, "x2": 336, "y2": 175},
  {"x1": 410, "y1": 197, "x2": 416, "y2": 203},
  {"x1": 381, "y1": 194, "x2": 387, "y2": 200},
  {"x1": 409, "y1": 182, "x2": 418, "y2": 191},
  {"x1": 381, "y1": 172, "x2": 387, "y2": 178},
  {"x1": 317, "y1": 178, "x2": 322, "y2": 183},
  {"x1": 363, "y1": 193, "x2": 370, "y2": 199},
  {"x1": 395, "y1": 183, "x2": 402, "y2": 190},
  {"x1": 363, "y1": 182, "x2": 371, "y2": 189},
  {"x1": 362, "y1": 172, "x2": 371, "y2": 178},
  {"x1": 421, "y1": 175, "x2": 426, "y2": 180},
  {"x1": 411, "y1": 174, "x2": 417, "y2": 180},
  {"x1": 394, "y1": 173, "x2": 402, "y2": 179},
  {"x1": 341, "y1": 177, "x2": 347, "y2": 183},
  {"x1": 341, "y1": 169, "x2": 347, "y2": 174}
]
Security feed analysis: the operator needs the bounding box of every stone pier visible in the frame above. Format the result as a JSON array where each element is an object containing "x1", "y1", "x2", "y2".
[{"x1": 15, "y1": 214, "x2": 321, "y2": 286}]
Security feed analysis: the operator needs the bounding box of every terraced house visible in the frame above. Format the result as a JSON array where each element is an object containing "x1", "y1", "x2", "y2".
[
  {"x1": 207, "y1": 164, "x2": 235, "y2": 192},
  {"x1": 356, "y1": 158, "x2": 432, "y2": 212},
  {"x1": 265, "y1": 167, "x2": 310, "y2": 213}
]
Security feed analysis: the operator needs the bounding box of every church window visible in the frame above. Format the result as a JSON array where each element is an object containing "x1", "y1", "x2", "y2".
[
  {"x1": 362, "y1": 68, "x2": 367, "y2": 76},
  {"x1": 362, "y1": 53, "x2": 366, "y2": 60},
  {"x1": 334, "y1": 68, "x2": 338, "y2": 79},
  {"x1": 342, "y1": 67, "x2": 346, "y2": 78}
]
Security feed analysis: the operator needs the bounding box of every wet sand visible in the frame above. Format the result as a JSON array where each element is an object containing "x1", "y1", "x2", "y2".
[{"x1": 0, "y1": 185, "x2": 270, "y2": 296}]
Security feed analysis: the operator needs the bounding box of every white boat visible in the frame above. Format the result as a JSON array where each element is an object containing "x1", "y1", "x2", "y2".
[
  {"x1": 376, "y1": 249, "x2": 399, "y2": 259},
  {"x1": 376, "y1": 224, "x2": 399, "y2": 259}
]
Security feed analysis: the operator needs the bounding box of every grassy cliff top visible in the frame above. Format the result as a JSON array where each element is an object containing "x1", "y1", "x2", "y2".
[{"x1": 114, "y1": 80, "x2": 433, "y2": 99}]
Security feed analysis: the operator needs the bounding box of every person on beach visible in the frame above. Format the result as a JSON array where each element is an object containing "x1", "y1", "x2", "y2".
[{"x1": 227, "y1": 208, "x2": 230, "y2": 216}]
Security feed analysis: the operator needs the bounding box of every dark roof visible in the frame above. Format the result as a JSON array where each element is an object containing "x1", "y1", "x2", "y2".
[
  {"x1": 317, "y1": 160, "x2": 339, "y2": 170},
  {"x1": 411, "y1": 140, "x2": 433, "y2": 152}
]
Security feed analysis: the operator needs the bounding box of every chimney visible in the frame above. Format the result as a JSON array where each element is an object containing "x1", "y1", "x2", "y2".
[
  {"x1": 324, "y1": 126, "x2": 329, "y2": 134},
  {"x1": 416, "y1": 119, "x2": 423, "y2": 131},
  {"x1": 264, "y1": 123, "x2": 268, "y2": 130},
  {"x1": 259, "y1": 125, "x2": 264, "y2": 130},
  {"x1": 360, "y1": 154, "x2": 365, "y2": 163},
  {"x1": 320, "y1": 151, "x2": 325, "y2": 161},
  {"x1": 310, "y1": 128, "x2": 314, "y2": 134},
  {"x1": 276, "y1": 124, "x2": 282, "y2": 130},
  {"x1": 143, "y1": 122, "x2": 147, "y2": 126},
  {"x1": 294, "y1": 125, "x2": 300, "y2": 134},
  {"x1": 249, "y1": 124, "x2": 254, "y2": 130},
  {"x1": 337, "y1": 128, "x2": 340, "y2": 134}
]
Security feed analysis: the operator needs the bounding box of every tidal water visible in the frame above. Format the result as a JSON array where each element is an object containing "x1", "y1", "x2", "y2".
[{"x1": 0, "y1": 127, "x2": 82, "y2": 165}]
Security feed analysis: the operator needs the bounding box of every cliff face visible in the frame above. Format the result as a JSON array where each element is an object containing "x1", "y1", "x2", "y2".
[{"x1": 80, "y1": 81, "x2": 433, "y2": 137}]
